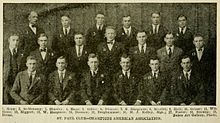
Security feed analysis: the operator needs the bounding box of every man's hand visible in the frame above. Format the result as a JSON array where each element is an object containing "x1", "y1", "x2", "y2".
[
  {"x1": 119, "y1": 100, "x2": 127, "y2": 105},
  {"x1": 189, "y1": 102, "x2": 196, "y2": 105},
  {"x1": 180, "y1": 103, "x2": 186, "y2": 106},
  {"x1": 134, "y1": 100, "x2": 141, "y2": 105},
  {"x1": 20, "y1": 100, "x2": 29, "y2": 105},
  {"x1": 157, "y1": 101, "x2": 161, "y2": 105},
  {"x1": 150, "y1": 101, "x2": 157, "y2": 105},
  {"x1": 54, "y1": 100, "x2": 62, "y2": 105},
  {"x1": 85, "y1": 100, "x2": 92, "y2": 105},
  {"x1": 62, "y1": 99, "x2": 69, "y2": 105},
  {"x1": 97, "y1": 100, "x2": 104, "y2": 105}
]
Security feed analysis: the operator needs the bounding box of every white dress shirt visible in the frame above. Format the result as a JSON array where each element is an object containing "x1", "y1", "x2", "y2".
[
  {"x1": 152, "y1": 24, "x2": 160, "y2": 34},
  {"x1": 196, "y1": 47, "x2": 204, "y2": 61},
  {"x1": 76, "y1": 45, "x2": 84, "y2": 57},
  {"x1": 122, "y1": 69, "x2": 131, "y2": 79},
  {"x1": 28, "y1": 70, "x2": 36, "y2": 82},
  {"x1": 152, "y1": 70, "x2": 159, "y2": 78},
  {"x1": 123, "y1": 26, "x2": 131, "y2": 36},
  {"x1": 107, "y1": 40, "x2": 115, "y2": 51},
  {"x1": 63, "y1": 26, "x2": 70, "y2": 35},
  {"x1": 179, "y1": 26, "x2": 187, "y2": 34},
  {"x1": 40, "y1": 48, "x2": 47, "y2": 60},
  {"x1": 9, "y1": 47, "x2": 17, "y2": 56},
  {"x1": 29, "y1": 24, "x2": 37, "y2": 34},
  {"x1": 183, "y1": 70, "x2": 192, "y2": 80},
  {"x1": 96, "y1": 24, "x2": 103, "y2": 30},
  {"x1": 138, "y1": 43, "x2": 146, "y2": 53},
  {"x1": 58, "y1": 69, "x2": 66, "y2": 83},
  {"x1": 166, "y1": 45, "x2": 174, "y2": 54}
]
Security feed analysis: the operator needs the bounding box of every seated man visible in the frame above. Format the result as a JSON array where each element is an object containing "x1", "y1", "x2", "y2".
[
  {"x1": 10, "y1": 56, "x2": 46, "y2": 105},
  {"x1": 80, "y1": 53, "x2": 110, "y2": 105},
  {"x1": 136, "y1": 56, "x2": 168, "y2": 105},
  {"x1": 48, "y1": 56, "x2": 76, "y2": 105},
  {"x1": 170, "y1": 55, "x2": 204, "y2": 105},
  {"x1": 113, "y1": 54, "x2": 140, "y2": 105}
]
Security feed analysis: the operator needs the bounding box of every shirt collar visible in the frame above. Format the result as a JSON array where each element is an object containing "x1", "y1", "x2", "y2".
[
  {"x1": 122, "y1": 69, "x2": 131, "y2": 75},
  {"x1": 107, "y1": 40, "x2": 115, "y2": 44},
  {"x1": 152, "y1": 70, "x2": 159, "y2": 75},
  {"x1": 9, "y1": 47, "x2": 17, "y2": 52},
  {"x1": 152, "y1": 24, "x2": 160, "y2": 27},
  {"x1": 63, "y1": 26, "x2": 70, "y2": 30},
  {"x1": 179, "y1": 26, "x2": 186, "y2": 31},
  {"x1": 58, "y1": 69, "x2": 66, "y2": 75},
  {"x1": 183, "y1": 69, "x2": 192, "y2": 75},
  {"x1": 196, "y1": 47, "x2": 204, "y2": 52},
  {"x1": 91, "y1": 69, "x2": 98, "y2": 74},
  {"x1": 29, "y1": 23, "x2": 36, "y2": 28},
  {"x1": 96, "y1": 24, "x2": 103, "y2": 30},
  {"x1": 28, "y1": 70, "x2": 36, "y2": 76},
  {"x1": 123, "y1": 26, "x2": 131, "y2": 32},
  {"x1": 166, "y1": 45, "x2": 174, "y2": 52}
]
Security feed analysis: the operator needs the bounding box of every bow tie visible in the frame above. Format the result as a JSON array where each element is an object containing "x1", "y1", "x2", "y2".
[
  {"x1": 107, "y1": 41, "x2": 113, "y2": 44},
  {"x1": 40, "y1": 49, "x2": 46, "y2": 52},
  {"x1": 31, "y1": 24, "x2": 36, "y2": 28}
]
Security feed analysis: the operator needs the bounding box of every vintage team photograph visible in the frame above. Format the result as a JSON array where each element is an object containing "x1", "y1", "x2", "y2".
[{"x1": 2, "y1": 3, "x2": 217, "y2": 106}]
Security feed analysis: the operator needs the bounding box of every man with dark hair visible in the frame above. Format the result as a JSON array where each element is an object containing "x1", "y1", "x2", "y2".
[
  {"x1": 157, "y1": 32, "x2": 183, "y2": 73},
  {"x1": 3, "y1": 34, "x2": 25, "y2": 104},
  {"x1": 10, "y1": 56, "x2": 46, "y2": 105},
  {"x1": 116, "y1": 14, "x2": 138, "y2": 53},
  {"x1": 20, "y1": 11, "x2": 45, "y2": 55},
  {"x1": 170, "y1": 55, "x2": 204, "y2": 105},
  {"x1": 52, "y1": 15, "x2": 75, "y2": 55},
  {"x1": 30, "y1": 33, "x2": 56, "y2": 77},
  {"x1": 129, "y1": 30, "x2": 156, "y2": 76},
  {"x1": 86, "y1": 12, "x2": 106, "y2": 53},
  {"x1": 136, "y1": 56, "x2": 168, "y2": 105},
  {"x1": 80, "y1": 53, "x2": 110, "y2": 105},
  {"x1": 174, "y1": 15, "x2": 194, "y2": 52},
  {"x1": 113, "y1": 54, "x2": 140, "y2": 105},
  {"x1": 146, "y1": 12, "x2": 168, "y2": 50},
  {"x1": 48, "y1": 56, "x2": 77, "y2": 105}
]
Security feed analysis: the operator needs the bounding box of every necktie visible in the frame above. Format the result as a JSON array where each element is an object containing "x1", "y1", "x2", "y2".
[
  {"x1": 154, "y1": 25, "x2": 158, "y2": 34},
  {"x1": 92, "y1": 71, "x2": 96, "y2": 77},
  {"x1": 140, "y1": 45, "x2": 144, "y2": 53},
  {"x1": 180, "y1": 28, "x2": 184, "y2": 35},
  {"x1": 29, "y1": 73, "x2": 33, "y2": 84},
  {"x1": 60, "y1": 72, "x2": 64, "y2": 83},
  {"x1": 65, "y1": 28, "x2": 68, "y2": 35},
  {"x1": 153, "y1": 72, "x2": 157, "y2": 78},
  {"x1": 198, "y1": 49, "x2": 203, "y2": 61},
  {"x1": 126, "y1": 29, "x2": 129, "y2": 36},
  {"x1": 168, "y1": 48, "x2": 172, "y2": 57},
  {"x1": 98, "y1": 26, "x2": 101, "y2": 31},
  {"x1": 12, "y1": 48, "x2": 16, "y2": 56},
  {"x1": 185, "y1": 72, "x2": 189, "y2": 81},
  {"x1": 125, "y1": 71, "x2": 128, "y2": 79},
  {"x1": 40, "y1": 48, "x2": 46, "y2": 52},
  {"x1": 107, "y1": 41, "x2": 113, "y2": 45},
  {"x1": 77, "y1": 46, "x2": 81, "y2": 57}
]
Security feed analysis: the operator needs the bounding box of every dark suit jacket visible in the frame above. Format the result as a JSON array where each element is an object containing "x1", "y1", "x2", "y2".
[
  {"x1": 20, "y1": 24, "x2": 44, "y2": 55},
  {"x1": 146, "y1": 24, "x2": 168, "y2": 50},
  {"x1": 97, "y1": 41, "x2": 124, "y2": 74},
  {"x1": 138, "y1": 71, "x2": 168, "y2": 105},
  {"x1": 10, "y1": 70, "x2": 46, "y2": 104},
  {"x1": 113, "y1": 71, "x2": 140, "y2": 105},
  {"x1": 67, "y1": 45, "x2": 90, "y2": 73},
  {"x1": 86, "y1": 25, "x2": 106, "y2": 53},
  {"x1": 80, "y1": 70, "x2": 110, "y2": 104},
  {"x1": 157, "y1": 46, "x2": 183, "y2": 73},
  {"x1": 30, "y1": 48, "x2": 57, "y2": 77},
  {"x1": 170, "y1": 70, "x2": 204, "y2": 105},
  {"x1": 48, "y1": 70, "x2": 76, "y2": 104},
  {"x1": 129, "y1": 46, "x2": 156, "y2": 76},
  {"x1": 174, "y1": 27, "x2": 194, "y2": 52},
  {"x1": 52, "y1": 27, "x2": 75, "y2": 55},
  {"x1": 116, "y1": 26, "x2": 138, "y2": 52}
]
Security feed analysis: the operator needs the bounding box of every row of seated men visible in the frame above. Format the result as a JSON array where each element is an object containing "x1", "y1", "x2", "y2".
[{"x1": 3, "y1": 27, "x2": 215, "y2": 105}]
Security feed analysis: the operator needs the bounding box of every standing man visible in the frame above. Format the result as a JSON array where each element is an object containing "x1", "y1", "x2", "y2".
[
  {"x1": 52, "y1": 15, "x2": 75, "y2": 55},
  {"x1": 30, "y1": 33, "x2": 56, "y2": 77},
  {"x1": 116, "y1": 15, "x2": 138, "y2": 53},
  {"x1": 80, "y1": 54, "x2": 110, "y2": 105},
  {"x1": 3, "y1": 34, "x2": 25, "y2": 104},
  {"x1": 170, "y1": 55, "x2": 204, "y2": 105},
  {"x1": 157, "y1": 32, "x2": 183, "y2": 73},
  {"x1": 10, "y1": 56, "x2": 46, "y2": 105},
  {"x1": 20, "y1": 11, "x2": 44, "y2": 55},
  {"x1": 48, "y1": 56, "x2": 77, "y2": 105},
  {"x1": 174, "y1": 15, "x2": 194, "y2": 52},
  {"x1": 146, "y1": 12, "x2": 168, "y2": 50},
  {"x1": 129, "y1": 31, "x2": 156, "y2": 76},
  {"x1": 86, "y1": 12, "x2": 106, "y2": 53},
  {"x1": 136, "y1": 57, "x2": 168, "y2": 105},
  {"x1": 97, "y1": 26, "x2": 124, "y2": 76},
  {"x1": 113, "y1": 54, "x2": 140, "y2": 105}
]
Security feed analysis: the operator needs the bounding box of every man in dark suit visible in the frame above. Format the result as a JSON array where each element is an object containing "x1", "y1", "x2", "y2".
[
  {"x1": 3, "y1": 34, "x2": 25, "y2": 104},
  {"x1": 113, "y1": 54, "x2": 140, "y2": 105},
  {"x1": 97, "y1": 26, "x2": 124, "y2": 76},
  {"x1": 48, "y1": 56, "x2": 77, "y2": 105},
  {"x1": 30, "y1": 33, "x2": 56, "y2": 77},
  {"x1": 129, "y1": 31, "x2": 156, "y2": 76},
  {"x1": 174, "y1": 15, "x2": 194, "y2": 52},
  {"x1": 170, "y1": 55, "x2": 204, "y2": 105},
  {"x1": 136, "y1": 57, "x2": 168, "y2": 105},
  {"x1": 146, "y1": 12, "x2": 168, "y2": 50},
  {"x1": 10, "y1": 56, "x2": 46, "y2": 105},
  {"x1": 188, "y1": 34, "x2": 215, "y2": 105},
  {"x1": 80, "y1": 54, "x2": 110, "y2": 105},
  {"x1": 86, "y1": 12, "x2": 106, "y2": 53},
  {"x1": 20, "y1": 11, "x2": 44, "y2": 56},
  {"x1": 67, "y1": 32, "x2": 90, "y2": 74},
  {"x1": 52, "y1": 15, "x2": 75, "y2": 55},
  {"x1": 116, "y1": 15, "x2": 138, "y2": 53},
  {"x1": 157, "y1": 32, "x2": 183, "y2": 73}
]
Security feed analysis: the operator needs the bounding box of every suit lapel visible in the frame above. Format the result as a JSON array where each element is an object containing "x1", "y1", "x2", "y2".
[
  {"x1": 23, "y1": 71, "x2": 31, "y2": 88},
  {"x1": 62, "y1": 71, "x2": 70, "y2": 90},
  {"x1": 85, "y1": 71, "x2": 92, "y2": 95},
  {"x1": 29, "y1": 72, "x2": 40, "y2": 90},
  {"x1": 36, "y1": 50, "x2": 44, "y2": 63}
]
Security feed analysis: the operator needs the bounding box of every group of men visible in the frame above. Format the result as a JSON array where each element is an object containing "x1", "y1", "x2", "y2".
[{"x1": 3, "y1": 10, "x2": 215, "y2": 105}]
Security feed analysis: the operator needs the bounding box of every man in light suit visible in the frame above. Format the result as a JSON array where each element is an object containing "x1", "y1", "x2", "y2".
[
  {"x1": 136, "y1": 56, "x2": 169, "y2": 105},
  {"x1": 146, "y1": 12, "x2": 168, "y2": 50},
  {"x1": 113, "y1": 54, "x2": 140, "y2": 105},
  {"x1": 174, "y1": 15, "x2": 194, "y2": 52},
  {"x1": 129, "y1": 31, "x2": 156, "y2": 76},
  {"x1": 48, "y1": 56, "x2": 77, "y2": 105},
  {"x1": 52, "y1": 15, "x2": 75, "y2": 55},
  {"x1": 97, "y1": 26, "x2": 124, "y2": 76},
  {"x1": 30, "y1": 33, "x2": 56, "y2": 77},
  {"x1": 80, "y1": 53, "x2": 110, "y2": 105},
  {"x1": 116, "y1": 15, "x2": 138, "y2": 53},
  {"x1": 170, "y1": 55, "x2": 204, "y2": 105},
  {"x1": 86, "y1": 12, "x2": 106, "y2": 53},
  {"x1": 20, "y1": 11, "x2": 44, "y2": 56},
  {"x1": 157, "y1": 32, "x2": 183, "y2": 73},
  {"x1": 10, "y1": 56, "x2": 46, "y2": 105},
  {"x1": 3, "y1": 34, "x2": 25, "y2": 104}
]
